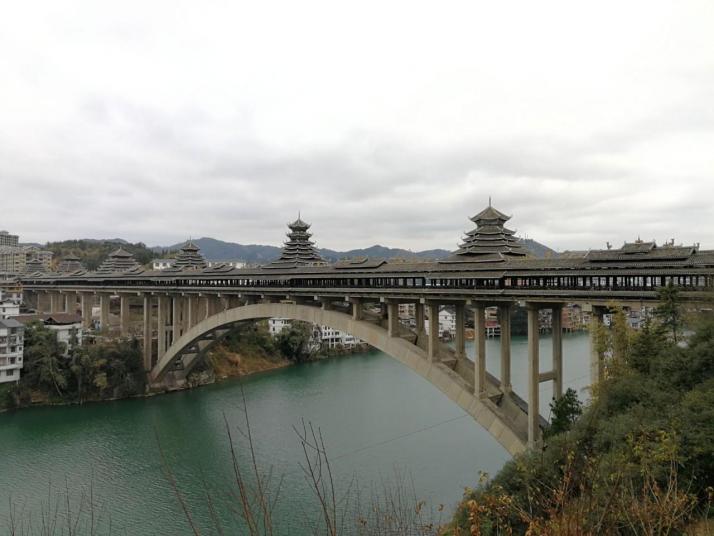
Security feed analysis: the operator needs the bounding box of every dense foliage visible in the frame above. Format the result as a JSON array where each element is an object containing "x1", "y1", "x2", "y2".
[
  {"x1": 46, "y1": 239, "x2": 158, "y2": 270},
  {"x1": 448, "y1": 294, "x2": 714, "y2": 535},
  {"x1": 3, "y1": 323, "x2": 146, "y2": 409}
]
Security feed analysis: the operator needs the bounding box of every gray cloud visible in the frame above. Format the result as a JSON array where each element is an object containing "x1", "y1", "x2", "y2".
[{"x1": 1, "y1": 1, "x2": 713, "y2": 254}]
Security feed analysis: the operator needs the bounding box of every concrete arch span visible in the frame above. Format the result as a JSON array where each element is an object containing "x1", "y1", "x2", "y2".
[{"x1": 151, "y1": 303, "x2": 528, "y2": 456}]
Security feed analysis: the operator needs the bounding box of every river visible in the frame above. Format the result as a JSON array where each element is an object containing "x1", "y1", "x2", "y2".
[{"x1": 0, "y1": 333, "x2": 591, "y2": 534}]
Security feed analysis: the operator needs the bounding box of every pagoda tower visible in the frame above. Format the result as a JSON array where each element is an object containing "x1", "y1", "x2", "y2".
[
  {"x1": 172, "y1": 240, "x2": 207, "y2": 270},
  {"x1": 58, "y1": 255, "x2": 85, "y2": 273},
  {"x1": 24, "y1": 256, "x2": 47, "y2": 274},
  {"x1": 271, "y1": 216, "x2": 326, "y2": 266},
  {"x1": 96, "y1": 247, "x2": 141, "y2": 274},
  {"x1": 452, "y1": 203, "x2": 527, "y2": 259}
]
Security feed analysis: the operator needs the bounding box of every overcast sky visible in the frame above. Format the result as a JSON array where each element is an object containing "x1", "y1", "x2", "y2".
[{"x1": 1, "y1": 1, "x2": 713, "y2": 252}]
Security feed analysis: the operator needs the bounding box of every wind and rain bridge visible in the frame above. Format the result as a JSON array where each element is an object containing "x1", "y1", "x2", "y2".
[{"x1": 21, "y1": 204, "x2": 714, "y2": 454}]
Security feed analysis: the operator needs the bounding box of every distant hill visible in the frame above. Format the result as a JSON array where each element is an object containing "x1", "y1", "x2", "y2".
[{"x1": 155, "y1": 237, "x2": 556, "y2": 262}]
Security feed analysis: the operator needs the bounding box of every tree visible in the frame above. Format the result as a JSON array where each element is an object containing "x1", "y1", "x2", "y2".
[
  {"x1": 656, "y1": 281, "x2": 682, "y2": 343},
  {"x1": 275, "y1": 322, "x2": 313, "y2": 363},
  {"x1": 545, "y1": 388, "x2": 583, "y2": 437}
]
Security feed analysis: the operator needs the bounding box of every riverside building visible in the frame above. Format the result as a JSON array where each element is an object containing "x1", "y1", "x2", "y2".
[{"x1": 0, "y1": 318, "x2": 24, "y2": 383}]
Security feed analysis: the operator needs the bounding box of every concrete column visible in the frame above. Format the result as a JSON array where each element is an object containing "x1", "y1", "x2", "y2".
[
  {"x1": 120, "y1": 295, "x2": 131, "y2": 336},
  {"x1": 552, "y1": 305, "x2": 563, "y2": 399},
  {"x1": 527, "y1": 303, "x2": 541, "y2": 448},
  {"x1": 498, "y1": 304, "x2": 512, "y2": 393},
  {"x1": 187, "y1": 296, "x2": 198, "y2": 328},
  {"x1": 590, "y1": 306, "x2": 606, "y2": 384},
  {"x1": 387, "y1": 302, "x2": 399, "y2": 337},
  {"x1": 37, "y1": 292, "x2": 49, "y2": 313},
  {"x1": 455, "y1": 303, "x2": 465, "y2": 359},
  {"x1": 415, "y1": 302, "x2": 425, "y2": 335},
  {"x1": 143, "y1": 294, "x2": 152, "y2": 370},
  {"x1": 81, "y1": 293, "x2": 93, "y2": 329},
  {"x1": 427, "y1": 302, "x2": 439, "y2": 362},
  {"x1": 351, "y1": 298, "x2": 362, "y2": 321},
  {"x1": 99, "y1": 293, "x2": 110, "y2": 330},
  {"x1": 474, "y1": 304, "x2": 486, "y2": 398},
  {"x1": 50, "y1": 292, "x2": 63, "y2": 313},
  {"x1": 201, "y1": 296, "x2": 211, "y2": 320},
  {"x1": 157, "y1": 295, "x2": 167, "y2": 359},
  {"x1": 172, "y1": 296, "x2": 182, "y2": 344},
  {"x1": 63, "y1": 294, "x2": 71, "y2": 313}
]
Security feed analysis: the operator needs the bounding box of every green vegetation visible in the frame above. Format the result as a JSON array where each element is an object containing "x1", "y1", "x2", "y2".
[
  {"x1": 448, "y1": 292, "x2": 714, "y2": 535},
  {"x1": 2, "y1": 322, "x2": 146, "y2": 410},
  {"x1": 46, "y1": 239, "x2": 158, "y2": 270}
]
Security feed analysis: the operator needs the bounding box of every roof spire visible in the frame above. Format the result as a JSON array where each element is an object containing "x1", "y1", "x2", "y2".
[{"x1": 489, "y1": 196, "x2": 492, "y2": 207}]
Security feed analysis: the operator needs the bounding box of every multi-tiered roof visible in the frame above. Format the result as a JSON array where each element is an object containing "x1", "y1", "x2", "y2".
[
  {"x1": 96, "y1": 248, "x2": 140, "y2": 274},
  {"x1": 58, "y1": 255, "x2": 85, "y2": 273},
  {"x1": 172, "y1": 240, "x2": 207, "y2": 270},
  {"x1": 24, "y1": 256, "x2": 47, "y2": 274},
  {"x1": 270, "y1": 216, "x2": 326, "y2": 266},
  {"x1": 452, "y1": 203, "x2": 527, "y2": 259}
]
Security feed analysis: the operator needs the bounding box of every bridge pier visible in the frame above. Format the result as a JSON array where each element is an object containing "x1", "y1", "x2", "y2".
[
  {"x1": 172, "y1": 296, "x2": 183, "y2": 343},
  {"x1": 455, "y1": 302, "x2": 466, "y2": 359},
  {"x1": 474, "y1": 303, "x2": 486, "y2": 397},
  {"x1": 387, "y1": 301, "x2": 399, "y2": 337},
  {"x1": 81, "y1": 292, "x2": 93, "y2": 329},
  {"x1": 157, "y1": 294, "x2": 168, "y2": 360},
  {"x1": 527, "y1": 303, "x2": 540, "y2": 448},
  {"x1": 50, "y1": 291, "x2": 63, "y2": 313},
  {"x1": 427, "y1": 302, "x2": 439, "y2": 362},
  {"x1": 498, "y1": 304, "x2": 512, "y2": 393},
  {"x1": 590, "y1": 305, "x2": 606, "y2": 384},
  {"x1": 552, "y1": 305, "x2": 563, "y2": 399},
  {"x1": 99, "y1": 293, "x2": 110, "y2": 330},
  {"x1": 415, "y1": 302, "x2": 425, "y2": 337},
  {"x1": 120, "y1": 294, "x2": 131, "y2": 336},
  {"x1": 143, "y1": 294, "x2": 153, "y2": 370},
  {"x1": 350, "y1": 297, "x2": 362, "y2": 320}
]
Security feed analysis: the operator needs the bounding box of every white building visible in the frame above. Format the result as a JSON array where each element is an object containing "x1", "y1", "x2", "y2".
[
  {"x1": 14, "y1": 313, "x2": 83, "y2": 356},
  {"x1": 0, "y1": 298, "x2": 20, "y2": 319},
  {"x1": 152, "y1": 259, "x2": 175, "y2": 270},
  {"x1": 268, "y1": 318, "x2": 362, "y2": 350},
  {"x1": 207, "y1": 260, "x2": 246, "y2": 269},
  {"x1": 424, "y1": 308, "x2": 456, "y2": 338},
  {"x1": 0, "y1": 318, "x2": 24, "y2": 383}
]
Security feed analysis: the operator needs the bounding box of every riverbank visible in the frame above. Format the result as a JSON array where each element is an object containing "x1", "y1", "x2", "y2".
[{"x1": 1, "y1": 320, "x2": 371, "y2": 413}]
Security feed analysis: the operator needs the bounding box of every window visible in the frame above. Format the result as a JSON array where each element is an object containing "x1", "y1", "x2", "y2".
[{"x1": 6, "y1": 369, "x2": 14, "y2": 376}]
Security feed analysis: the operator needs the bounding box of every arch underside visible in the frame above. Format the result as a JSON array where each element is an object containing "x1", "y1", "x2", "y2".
[{"x1": 151, "y1": 303, "x2": 533, "y2": 456}]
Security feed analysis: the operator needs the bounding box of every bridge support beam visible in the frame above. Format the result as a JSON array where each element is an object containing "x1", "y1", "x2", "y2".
[
  {"x1": 187, "y1": 296, "x2": 199, "y2": 329},
  {"x1": 474, "y1": 304, "x2": 486, "y2": 398},
  {"x1": 81, "y1": 293, "x2": 93, "y2": 329},
  {"x1": 527, "y1": 303, "x2": 541, "y2": 448},
  {"x1": 427, "y1": 302, "x2": 439, "y2": 362},
  {"x1": 499, "y1": 304, "x2": 512, "y2": 393},
  {"x1": 387, "y1": 302, "x2": 399, "y2": 337},
  {"x1": 552, "y1": 305, "x2": 563, "y2": 399},
  {"x1": 455, "y1": 302, "x2": 466, "y2": 359},
  {"x1": 350, "y1": 298, "x2": 362, "y2": 321},
  {"x1": 172, "y1": 296, "x2": 183, "y2": 344},
  {"x1": 143, "y1": 294, "x2": 152, "y2": 370},
  {"x1": 157, "y1": 295, "x2": 168, "y2": 359},
  {"x1": 415, "y1": 302, "x2": 425, "y2": 336},
  {"x1": 120, "y1": 295, "x2": 131, "y2": 336},
  {"x1": 99, "y1": 293, "x2": 110, "y2": 330},
  {"x1": 590, "y1": 306, "x2": 606, "y2": 384},
  {"x1": 36, "y1": 291, "x2": 49, "y2": 313},
  {"x1": 50, "y1": 292, "x2": 63, "y2": 313}
]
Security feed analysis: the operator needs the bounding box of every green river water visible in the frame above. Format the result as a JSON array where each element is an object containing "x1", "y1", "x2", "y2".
[{"x1": 0, "y1": 333, "x2": 591, "y2": 534}]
